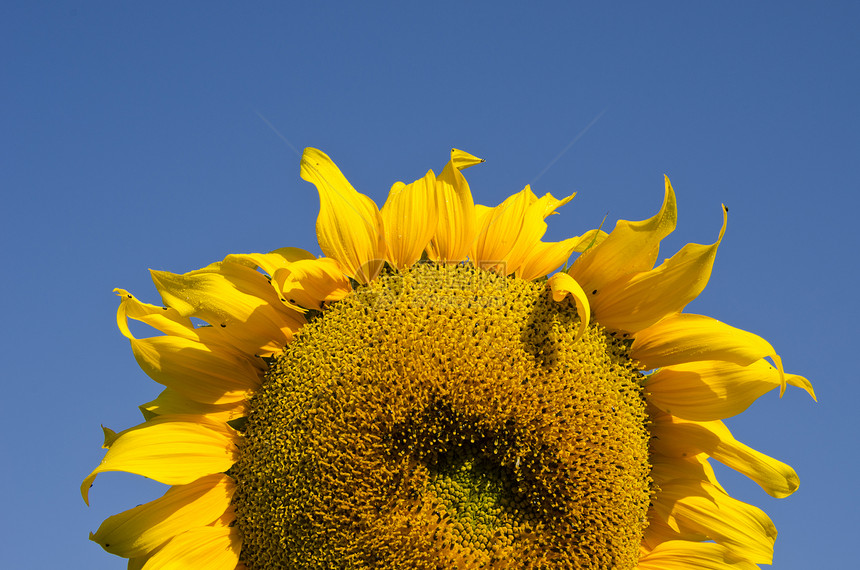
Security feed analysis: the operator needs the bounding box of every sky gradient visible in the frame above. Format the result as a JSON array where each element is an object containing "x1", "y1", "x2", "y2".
[{"x1": 3, "y1": 2, "x2": 858, "y2": 568}]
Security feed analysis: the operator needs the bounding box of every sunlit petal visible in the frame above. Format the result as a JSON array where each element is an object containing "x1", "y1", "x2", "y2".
[
  {"x1": 547, "y1": 272, "x2": 591, "y2": 342},
  {"x1": 645, "y1": 358, "x2": 815, "y2": 421},
  {"x1": 569, "y1": 176, "x2": 677, "y2": 293},
  {"x1": 271, "y1": 257, "x2": 352, "y2": 311},
  {"x1": 651, "y1": 478, "x2": 776, "y2": 564},
  {"x1": 128, "y1": 335, "x2": 260, "y2": 404},
  {"x1": 650, "y1": 412, "x2": 800, "y2": 498},
  {"x1": 472, "y1": 186, "x2": 536, "y2": 269},
  {"x1": 428, "y1": 148, "x2": 483, "y2": 262},
  {"x1": 81, "y1": 416, "x2": 238, "y2": 504},
  {"x1": 637, "y1": 540, "x2": 760, "y2": 570},
  {"x1": 631, "y1": 313, "x2": 790, "y2": 394},
  {"x1": 150, "y1": 261, "x2": 304, "y2": 356},
  {"x1": 141, "y1": 525, "x2": 240, "y2": 570},
  {"x1": 301, "y1": 147, "x2": 386, "y2": 283},
  {"x1": 139, "y1": 389, "x2": 245, "y2": 423},
  {"x1": 517, "y1": 237, "x2": 580, "y2": 280},
  {"x1": 381, "y1": 171, "x2": 438, "y2": 269},
  {"x1": 90, "y1": 474, "x2": 235, "y2": 558},
  {"x1": 592, "y1": 205, "x2": 727, "y2": 333}
]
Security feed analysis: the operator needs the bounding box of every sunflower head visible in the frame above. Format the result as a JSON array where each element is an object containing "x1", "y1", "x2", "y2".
[
  {"x1": 233, "y1": 263, "x2": 651, "y2": 569},
  {"x1": 83, "y1": 147, "x2": 814, "y2": 569}
]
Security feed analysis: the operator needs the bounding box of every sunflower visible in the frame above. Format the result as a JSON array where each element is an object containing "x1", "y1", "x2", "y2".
[{"x1": 82, "y1": 148, "x2": 815, "y2": 569}]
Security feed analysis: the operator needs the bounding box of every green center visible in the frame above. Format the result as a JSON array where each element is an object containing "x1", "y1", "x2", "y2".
[{"x1": 233, "y1": 263, "x2": 652, "y2": 569}]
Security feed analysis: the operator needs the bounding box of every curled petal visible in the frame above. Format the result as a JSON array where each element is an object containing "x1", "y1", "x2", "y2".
[
  {"x1": 115, "y1": 290, "x2": 262, "y2": 404},
  {"x1": 592, "y1": 205, "x2": 727, "y2": 333},
  {"x1": 301, "y1": 147, "x2": 386, "y2": 283},
  {"x1": 547, "y1": 272, "x2": 591, "y2": 342},
  {"x1": 532, "y1": 191, "x2": 576, "y2": 218},
  {"x1": 101, "y1": 426, "x2": 119, "y2": 448},
  {"x1": 428, "y1": 148, "x2": 483, "y2": 262},
  {"x1": 90, "y1": 474, "x2": 235, "y2": 558},
  {"x1": 115, "y1": 290, "x2": 198, "y2": 341},
  {"x1": 570, "y1": 175, "x2": 677, "y2": 293},
  {"x1": 450, "y1": 148, "x2": 485, "y2": 171},
  {"x1": 115, "y1": 291, "x2": 246, "y2": 355}
]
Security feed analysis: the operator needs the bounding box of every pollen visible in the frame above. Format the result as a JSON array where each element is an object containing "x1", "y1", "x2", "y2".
[{"x1": 232, "y1": 263, "x2": 652, "y2": 569}]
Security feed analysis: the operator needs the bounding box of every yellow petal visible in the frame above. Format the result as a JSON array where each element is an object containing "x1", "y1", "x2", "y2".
[
  {"x1": 649, "y1": 454, "x2": 719, "y2": 488},
  {"x1": 429, "y1": 148, "x2": 482, "y2": 262},
  {"x1": 482, "y1": 188, "x2": 576, "y2": 277},
  {"x1": 116, "y1": 286, "x2": 264, "y2": 404},
  {"x1": 641, "y1": 517, "x2": 707, "y2": 553},
  {"x1": 380, "y1": 170, "x2": 438, "y2": 269},
  {"x1": 592, "y1": 205, "x2": 727, "y2": 333},
  {"x1": 115, "y1": 290, "x2": 198, "y2": 342},
  {"x1": 641, "y1": 456, "x2": 722, "y2": 547},
  {"x1": 141, "y1": 525, "x2": 240, "y2": 570},
  {"x1": 637, "y1": 540, "x2": 760, "y2": 570},
  {"x1": 652, "y1": 479, "x2": 776, "y2": 564},
  {"x1": 81, "y1": 415, "x2": 238, "y2": 504},
  {"x1": 272, "y1": 257, "x2": 351, "y2": 310},
  {"x1": 569, "y1": 175, "x2": 677, "y2": 293},
  {"x1": 139, "y1": 389, "x2": 245, "y2": 423},
  {"x1": 473, "y1": 204, "x2": 492, "y2": 226},
  {"x1": 547, "y1": 272, "x2": 591, "y2": 343},
  {"x1": 516, "y1": 237, "x2": 580, "y2": 281},
  {"x1": 150, "y1": 260, "x2": 303, "y2": 356},
  {"x1": 224, "y1": 247, "x2": 315, "y2": 278},
  {"x1": 471, "y1": 186, "x2": 536, "y2": 269},
  {"x1": 512, "y1": 224, "x2": 601, "y2": 281},
  {"x1": 300, "y1": 147, "x2": 385, "y2": 283},
  {"x1": 115, "y1": 291, "x2": 245, "y2": 358},
  {"x1": 468, "y1": 205, "x2": 493, "y2": 270},
  {"x1": 630, "y1": 314, "x2": 787, "y2": 396},
  {"x1": 450, "y1": 148, "x2": 485, "y2": 171},
  {"x1": 532, "y1": 191, "x2": 576, "y2": 219},
  {"x1": 645, "y1": 359, "x2": 816, "y2": 421},
  {"x1": 90, "y1": 474, "x2": 234, "y2": 558},
  {"x1": 650, "y1": 413, "x2": 800, "y2": 498},
  {"x1": 128, "y1": 335, "x2": 260, "y2": 405}
]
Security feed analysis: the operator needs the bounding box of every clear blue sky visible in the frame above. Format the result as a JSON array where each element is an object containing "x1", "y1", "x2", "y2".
[{"x1": 3, "y1": 2, "x2": 857, "y2": 568}]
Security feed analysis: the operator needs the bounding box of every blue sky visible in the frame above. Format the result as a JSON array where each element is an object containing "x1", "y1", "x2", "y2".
[{"x1": 3, "y1": 2, "x2": 857, "y2": 568}]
